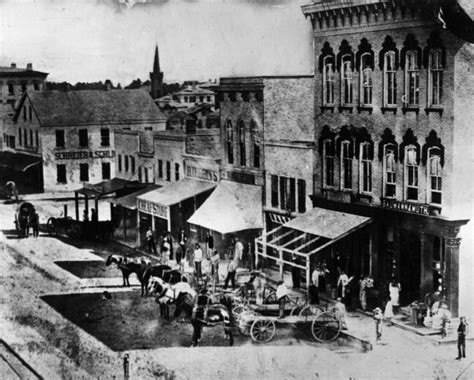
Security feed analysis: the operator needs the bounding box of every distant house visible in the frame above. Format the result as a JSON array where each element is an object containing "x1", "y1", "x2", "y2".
[
  {"x1": 172, "y1": 81, "x2": 216, "y2": 108},
  {"x1": 5, "y1": 89, "x2": 166, "y2": 191}
]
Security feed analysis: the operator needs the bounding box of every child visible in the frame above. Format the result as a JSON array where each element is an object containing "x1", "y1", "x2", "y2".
[
  {"x1": 374, "y1": 307, "x2": 383, "y2": 342},
  {"x1": 384, "y1": 299, "x2": 394, "y2": 326}
]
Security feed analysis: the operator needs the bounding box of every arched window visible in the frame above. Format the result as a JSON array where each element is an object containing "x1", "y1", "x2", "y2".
[
  {"x1": 340, "y1": 140, "x2": 352, "y2": 190},
  {"x1": 323, "y1": 57, "x2": 335, "y2": 105},
  {"x1": 405, "y1": 146, "x2": 419, "y2": 201},
  {"x1": 360, "y1": 53, "x2": 373, "y2": 106},
  {"x1": 251, "y1": 120, "x2": 260, "y2": 168},
  {"x1": 341, "y1": 55, "x2": 353, "y2": 105},
  {"x1": 405, "y1": 51, "x2": 420, "y2": 106},
  {"x1": 226, "y1": 120, "x2": 234, "y2": 164},
  {"x1": 238, "y1": 121, "x2": 246, "y2": 166},
  {"x1": 323, "y1": 139, "x2": 335, "y2": 187},
  {"x1": 360, "y1": 142, "x2": 372, "y2": 193},
  {"x1": 428, "y1": 149, "x2": 442, "y2": 205},
  {"x1": 384, "y1": 51, "x2": 397, "y2": 106},
  {"x1": 384, "y1": 144, "x2": 397, "y2": 198},
  {"x1": 428, "y1": 49, "x2": 443, "y2": 106}
]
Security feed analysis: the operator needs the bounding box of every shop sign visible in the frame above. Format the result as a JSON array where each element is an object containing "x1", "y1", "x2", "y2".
[
  {"x1": 381, "y1": 199, "x2": 429, "y2": 215},
  {"x1": 55, "y1": 150, "x2": 115, "y2": 160},
  {"x1": 137, "y1": 199, "x2": 168, "y2": 218},
  {"x1": 186, "y1": 165, "x2": 219, "y2": 182}
]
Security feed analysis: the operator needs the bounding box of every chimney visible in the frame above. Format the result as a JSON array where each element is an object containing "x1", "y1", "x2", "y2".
[
  {"x1": 26, "y1": 63, "x2": 33, "y2": 70},
  {"x1": 11, "y1": 63, "x2": 16, "y2": 68}
]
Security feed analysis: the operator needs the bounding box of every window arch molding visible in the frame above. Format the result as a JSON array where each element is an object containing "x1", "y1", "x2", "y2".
[
  {"x1": 318, "y1": 125, "x2": 337, "y2": 156},
  {"x1": 399, "y1": 129, "x2": 420, "y2": 164},
  {"x1": 400, "y1": 34, "x2": 422, "y2": 70},
  {"x1": 354, "y1": 127, "x2": 374, "y2": 160},
  {"x1": 225, "y1": 119, "x2": 234, "y2": 164},
  {"x1": 336, "y1": 40, "x2": 355, "y2": 72},
  {"x1": 423, "y1": 32, "x2": 446, "y2": 69},
  {"x1": 336, "y1": 124, "x2": 355, "y2": 157},
  {"x1": 378, "y1": 128, "x2": 399, "y2": 162},
  {"x1": 422, "y1": 130, "x2": 445, "y2": 167},
  {"x1": 356, "y1": 38, "x2": 374, "y2": 71},
  {"x1": 379, "y1": 35, "x2": 399, "y2": 70},
  {"x1": 237, "y1": 119, "x2": 246, "y2": 166},
  {"x1": 318, "y1": 42, "x2": 335, "y2": 73}
]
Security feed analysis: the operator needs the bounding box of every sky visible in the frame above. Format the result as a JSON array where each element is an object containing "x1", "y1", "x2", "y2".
[{"x1": 0, "y1": 0, "x2": 314, "y2": 85}]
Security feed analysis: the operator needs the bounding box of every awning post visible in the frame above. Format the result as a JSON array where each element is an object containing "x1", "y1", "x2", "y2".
[
  {"x1": 137, "y1": 211, "x2": 142, "y2": 247},
  {"x1": 306, "y1": 257, "x2": 310, "y2": 298},
  {"x1": 95, "y1": 197, "x2": 99, "y2": 220},
  {"x1": 75, "y1": 191, "x2": 79, "y2": 221},
  {"x1": 279, "y1": 248, "x2": 283, "y2": 280}
]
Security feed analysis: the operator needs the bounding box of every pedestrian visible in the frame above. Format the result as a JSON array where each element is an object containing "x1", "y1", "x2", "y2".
[
  {"x1": 223, "y1": 258, "x2": 236, "y2": 290},
  {"x1": 456, "y1": 316, "x2": 469, "y2": 360},
  {"x1": 310, "y1": 265, "x2": 320, "y2": 304},
  {"x1": 333, "y1": 297, "x2": 348, "y2": 330},
  {"x1": 384, "y1": 299, "x2": 394, "y2": 326},
  {"x1": 319, "y1": 261, "x2": 330, "y2": 293},
  {"x1": 439, "y1": 303, "x2": 451, "y2": 339},
  {"x1": 31, "y1": 212, "x2": 39, "y2": 238},
  {"x1": 211, "y1": 250, "x2": 220, "y2": 284},
  {"x1": 83, "y1": 209, "x2": 89, "y2": 222},
  {"x1": 374, "y1": 307, "x2": 383, "y2": 342},
  {"x1": 193, "y1": 243, "x2": 203, "y2": 278},
  {"x1": 161, "y1": 240, "x2": 170, "y2": 265},
  {"x1": 205, "y1": 232, "x2": 214, "y2": 259},
  {"x1": 163, "y1": 231, "x2": 174, "y2": 260},
  {"x1": 337, "y1": 270, "x2": 353, "y2": 306},
  {"x1": 276, "y1": 280, "x2": 289, "y2": 319},
  {"x1": 291, "y1": 254, "x2": 301, "y2": 289},
  {"x1": 389, "y1": 280, "x2": 401, "y2": 313},
  {"x1": 359, "y1": 275, "x2": 369, "y2": 311},
  {"x1": 146, "y1": 226, "x2": 157, "y2": 254},
  {"x1": 178, "y1": 228, "x2": 187, "y2": 261},
  {"x1": 233, "y1": 236, "x2": 244, "y2": 268},
  {"x1": 175, "y1": 244, "x2": 184, "y2": 272}
]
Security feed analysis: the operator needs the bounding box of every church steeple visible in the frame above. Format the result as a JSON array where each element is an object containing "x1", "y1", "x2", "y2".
[{"x1": 150, "y1": 44, "x2": 164, "y2": 99}]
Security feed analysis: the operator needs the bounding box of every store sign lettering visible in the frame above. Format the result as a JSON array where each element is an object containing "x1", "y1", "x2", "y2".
[
  {"x1": 137, "y1": 199, "x2": 168, "y2": 218},
  {"x1": 381, "y1": 199, "x2": 429, "y2": 215},
  {"x1": 186, "y1": 165, "x2": 219, "y2": 182},
  {"x1": 55, "y1": 150, "x2": 116, "y2": 160}
]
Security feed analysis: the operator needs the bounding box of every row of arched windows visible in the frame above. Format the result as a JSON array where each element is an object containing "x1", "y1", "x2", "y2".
[
  {"x1": 320, "y1": 32, "x2": 446, "y2": 111},
  {"x1": 319, "y1": 126, "x2": 445, "y2": 205},
  {"x1": 225, "y1": 119, "x2": 261, "y2": 168}
]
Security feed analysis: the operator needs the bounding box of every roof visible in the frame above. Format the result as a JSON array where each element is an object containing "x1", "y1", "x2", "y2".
[
  {"x1": 174, "y1": 86, "x2": 215, "y2": 96},
  {"x1": 109, "y1": 186, "x2": 160, "y2": 210},
  {"x1": 0, "y1": 151, "x2": 42, "y2": 172},
  {"x1": 137, "y1": 178, "x2": 216, "y2": 207},
  {"x1": 187, "y1": 180, "x2": 263, "y2": 234},
  {"x1": 283, "y1": 207, "x2": 372, "y2": 240},
  {"x1": 0, "y1": 66, "x2": 48, "y2": 78},
  {"x1": 77, "y1": 178, "x2": 138, "y2": 198},
  {"x1": 21, "y1": 90, "x2": 167, "y2": 126}
]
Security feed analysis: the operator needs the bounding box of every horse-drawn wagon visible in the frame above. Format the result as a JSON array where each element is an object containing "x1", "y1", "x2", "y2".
[{"x1": 46, "y1": 215, "x2": 114, "y2": 241}]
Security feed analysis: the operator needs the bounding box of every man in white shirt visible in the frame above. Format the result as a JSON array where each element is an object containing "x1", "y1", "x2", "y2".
[
  {"x1": 193, "y1": 244, "x2": 203, "y2": 278},
  {"x1": 276, "y1": 280, "x2": 289, "y2": 318},
  {"x1": 233, "y1": 237, "x2": 244, "y2": 268},
  {"x1": 310, "y1": 266, "x2": 320, "y2": 304},
  {"x1": 224, "y1": 259, "x2": 237, "y2": 290}
]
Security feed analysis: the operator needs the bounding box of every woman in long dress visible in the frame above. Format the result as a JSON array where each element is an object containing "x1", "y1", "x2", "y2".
[{"x1": 389, "y1": 281, "x2": 401, "y2": 311}]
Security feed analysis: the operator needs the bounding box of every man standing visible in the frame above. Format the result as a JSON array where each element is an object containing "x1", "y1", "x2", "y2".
[
  {"x1": 146, "y1": 226, "x2": 157, "y2": 254},
  {"x1": 310, "y1": 265, "x2": 320, "y2": 304},
  {"x1": 456, "y1": 316, "x2": 469, "y2": 360},
  {"x1": 224, "y1": 258, "x2": 236, "y2": 290},
  {"x1": 205, "y1": 232, "x2": 214, "y2": 259},
  {"x1": 276, "y1": 280, "x2": 289, "y2": 318},
  {"x1": 31, "y1": 212, "x2": 40, "y2": 238},
  {"x1": 193, "y1": 243, "x2": 203, "y2": 278},
  {"x1": 178, "y1": 229, "x2": 187, "y2": 261},
  {"x1": 291, "y1": 254, "x2": 301, "y2": 289},
  {"x1": 333, "y1": 298, "x2": 348, "y2": 330},
  {"x1": 374, "y1": 307, "x2": 383, "y2": 342},
  {"x1": 233, "y1": 237, "x2": 244, "y2": 268}
]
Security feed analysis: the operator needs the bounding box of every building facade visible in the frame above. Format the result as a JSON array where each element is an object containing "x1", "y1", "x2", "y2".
[
  {"x1": 0, "y1": 63, "x2": 47, "y2": 106},
  {"x1": 302, "y1": 0, "x2": 474, "y2": 316}
]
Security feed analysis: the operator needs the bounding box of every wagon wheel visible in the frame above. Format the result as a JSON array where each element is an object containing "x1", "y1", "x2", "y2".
[
  {"x1": 46, "y1": 217, "x2": 58, "y2": 235},
  {"x1": 238, "y1": 311, "x2": 257, "y2": 336},
  {"x1": 311, "y1": 311, "x2": 342, "y2": 343},
  {"x1": 66, "y1": 224, "x2": 81, "y2": 240},
  {"x1": 299, "y1": 305, "x2": 325, "y2": 319},
  {"x1": 232, "y1": 305, "x2": 248, "y2": 320},
  {"x1": 264, "y1": 292, "x2": 277, "y2": 304},
  {"x1": 250, "y1": 319, "x2": 276, "y2": 343}
]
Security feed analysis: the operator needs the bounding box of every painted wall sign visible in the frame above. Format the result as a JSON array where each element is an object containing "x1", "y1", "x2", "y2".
[
  {"x1": 54, "y1": 150, "x2": 116, "y2": 160},
  {"x1": 186, "y1": 165, "x2": 219, "y2": 182},
  {"x1": 381, "y1": 198, "x2": 429, "y2": 215},
  {"x1": 137, "y1": 198, "x2": 168, "y2": 218}
]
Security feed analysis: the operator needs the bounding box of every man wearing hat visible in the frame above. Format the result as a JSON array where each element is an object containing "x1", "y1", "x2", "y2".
[{"x1": 456, "y1": 316, "x2": 469, "y2": 360}]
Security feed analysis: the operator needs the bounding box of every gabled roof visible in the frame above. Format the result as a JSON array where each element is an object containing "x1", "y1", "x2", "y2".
[{"x1": 17, "y1": 90, "x2": 167, "y2": 126}]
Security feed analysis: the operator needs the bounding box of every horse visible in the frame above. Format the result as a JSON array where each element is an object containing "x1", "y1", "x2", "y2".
[
  {"x1": 105, "y1": 255, "x2": 153, "y2": 295},
  {"x1": 141, "y1": 265, "x2": 183, "y2": 296},
  {"x1": 176, "y1": 290, "x2": 234, "y2": 347},
  {"x1": 149, "y1": 277, "x2": 196, "y2": 321}
]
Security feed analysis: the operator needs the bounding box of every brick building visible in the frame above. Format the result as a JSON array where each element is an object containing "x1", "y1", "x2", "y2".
[
  {"x1": 7, "y1": 89, "x2": 167, "y2": 192},
  {"x1": 297, "y1": 0, "x2": 474, "y2": 316}
]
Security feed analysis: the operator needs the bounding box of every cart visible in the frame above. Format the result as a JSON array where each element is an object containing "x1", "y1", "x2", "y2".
[
  {"x1": 46, "y1": 216, "x2": 114, "y2": 241},
  {"x1": 240, "y1": 311, "x2": 342, "y2": 344}
]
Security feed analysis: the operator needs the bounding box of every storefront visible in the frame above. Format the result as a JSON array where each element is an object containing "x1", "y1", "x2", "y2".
[
  {"x1": 187, "y1": 180, "x2": 263, "y2": 260},
  {"x1": 136, "y1": 177, "x2": 216, "y2": 246}
]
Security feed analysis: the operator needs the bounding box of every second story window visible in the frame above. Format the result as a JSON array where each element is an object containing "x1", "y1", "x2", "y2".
[
  {"x1": 340, "y1": 141, "x2": 352, "y2": 190},
  {"x1": 384, "y1": 51, "x2": 397, "y2": 107},
  {"x1": 360, "y1": 53, "x2": 373, "y2": 106},
  {"x1": 130, "y1": 156, "x2": 135, "y2": 174},
  {"x1": 55, "y1": 130, "x2": 65, "y2": 148},
  {"x1": 21, "y1": 82, "x2": 27, "y2": 93},
  {"x1": 79, "y1": 163, "x2": 89, "y2": 182},
  {"x1": 102, "y1": 162, "x2": 111, "y2": 180},
  {"x1": 100, "y1": 128, "x2": 110, "y2": 146},
  {"x1": 238, "y1": 121, "x2": 246, "y2": 166},
  {"x1": 158, "y1": 159, "x2": 163, "y2": 178},
  {"x1": 323, "y1": 139, "x2": 335, "y2": 188},
  {"x1": 429, "y1": 149, "x2": 442, "y2": 205},
  {"x1": 251, "y1": 121, "x2": 260, "y2": 168},
  {"x1": 166, "y1": 161, "x2": 171, "y2": 181},
  {"x1": 226, "y1": 120, "x2": 234, "y2": 164},
  {"x1": 341, "y1": 56, "x2": 353, "y2": 105},
  {"x1": 323, "y1": 57, "x2": 335, "y2": 105},
  {"x1": 384, "y1": 145, "x2": 397, "y2": 198},
  {"x1": 118, "y1": 154, "x2": 122, "y2": 172},
  {"x1": 124, "y1": 155, "x2": 129, "y2": 172},
  {"x1": 175, "y1": 163, "x2": 180, "y2": 181},
  {"x1": 271, "y1": 175, "x2": 278, "y2": 208},
  {"x1": 405, "y1": 51, "x2": 420, "y2": 106},
  {"x1": 428, "y1": 50, "x2": 443, "y2": 107},
  {"x1": 405, "y1": 146, "x2": 419, "y2": 201},
  {"x1": 79, "y1": 129, "x2": 88, "y2": 147},
  {"x1": 360, "y1": 142, "x2": 372, "y2": 194},
  {"x1": 8, "y1": 83, "x2": 14, "y2": 95},
  {"x1": 297, "y1": 179, "x2": 306, "y2": 214}
]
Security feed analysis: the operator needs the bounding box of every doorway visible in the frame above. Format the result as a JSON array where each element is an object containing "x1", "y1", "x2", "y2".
[{"x1": 399, "y1": 229, "x2": 421, "y2": 305}]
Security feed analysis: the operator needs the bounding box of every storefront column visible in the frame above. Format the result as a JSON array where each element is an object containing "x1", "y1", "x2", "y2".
[
  {"x1": 123, "y1": 207, "x2": 127, "y2": 241},
  {"x1": 137, "y1": 211, "x2": 142, "y2": 246},
  {"x1": 306, "y1": 257, "x2": 310, "y2": 296},
  {"x1": 278, "y1": 248, "x2": 283, "y2": 279},
  {"x1": 167, "y1": 207, "x2": 171, "y2": 232},
  {"x1": 84, "y1": 195, "x2": 89, "y2": 217},
  {"x1": 151, "y1": 213, "x2": 156, "y2": 232},
  {"x1": 420, "y1": 233, "x2": 433, "y2": 301},
  {"x1": 444, "y1": 237, "x2": 461, "y2": 317},
  {"x1": 94, "y1": 197, "x2": 99, "y2": 220},
  {"x1": 75, "y1": 192, "x2": 79, "y2": 221}
]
